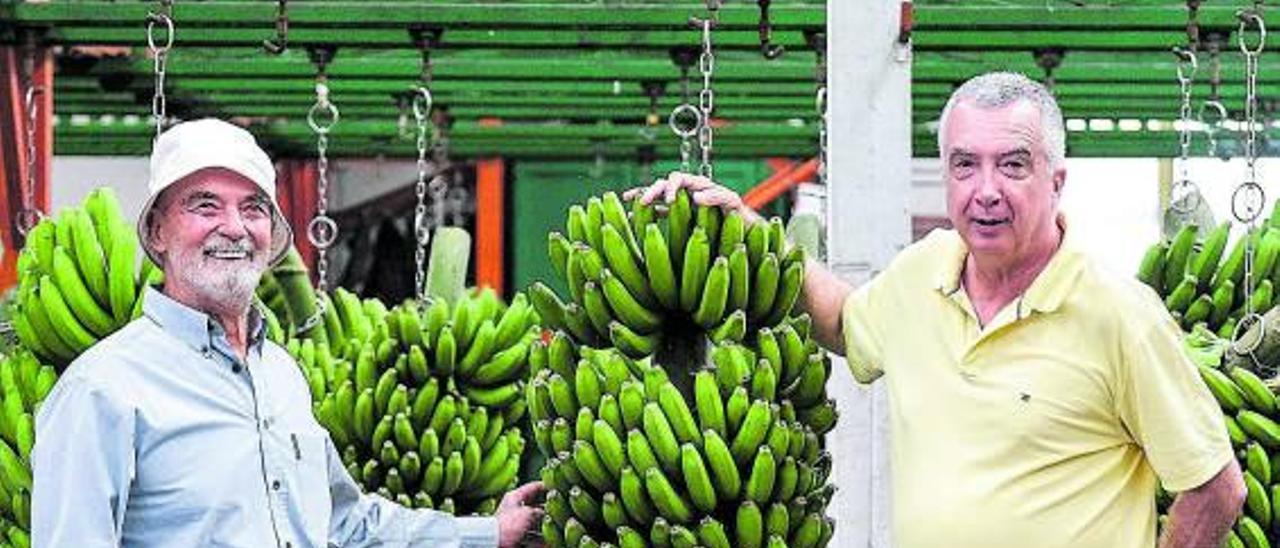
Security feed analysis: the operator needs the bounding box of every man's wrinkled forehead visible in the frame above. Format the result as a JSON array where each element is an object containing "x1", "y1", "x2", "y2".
[
  {"x1": 157, "y1": 168, "x2": 268, "y2": 209},
  {"x1": 944, "y1": 100, "x2": 1046, "y2": 157}
]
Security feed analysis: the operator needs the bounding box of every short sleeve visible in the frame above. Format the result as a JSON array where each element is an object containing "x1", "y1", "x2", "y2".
[
  {"x1": 1116, "y1": 314, "x2": 1233, "y2": 492},
  {"x1": 842, "y1": 276, "x2": 888, "y2": 384}
]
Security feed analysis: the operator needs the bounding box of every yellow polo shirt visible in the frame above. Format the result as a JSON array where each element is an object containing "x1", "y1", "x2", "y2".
[{"x1": 841, "y1": 228, "x2": 1231, "y2": 548}]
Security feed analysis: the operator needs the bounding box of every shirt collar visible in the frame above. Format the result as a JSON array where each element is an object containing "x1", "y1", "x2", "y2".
[
  {"x1": 934, "y1": 215, "x2": 1084, "y2": 315},
  {"x1": 142, "y1": 286, "x2": 267, "y2": 358}
]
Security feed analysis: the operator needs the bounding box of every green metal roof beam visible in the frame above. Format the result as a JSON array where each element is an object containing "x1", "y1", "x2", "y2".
[
  {"x1": 92, "y1": 53, "x2": 817, "y2": 81},
  {"x1": 916, "y1": 5, "x2": 1261, "y2": 31},
  {"x1": 54, "y1": 105, "x2": 816, "y2": 121},
  {"x1": 36, "y1": 27, "x2": 821, "y2": 51},
  {"x1": 56, "y1": 76, "x2": 820, "y2": 97},
  {"x1": 6, "y1": 3, "x2": 822, "y2": 29}
]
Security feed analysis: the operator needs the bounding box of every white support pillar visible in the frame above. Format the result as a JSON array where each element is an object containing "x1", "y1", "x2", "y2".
[{"x1": 826, "y1": 2, "x2": 913, "y2": 547}]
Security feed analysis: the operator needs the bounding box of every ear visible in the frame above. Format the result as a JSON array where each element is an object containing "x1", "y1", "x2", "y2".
[{"x1": 1051, "y1": 168, "x2": 1067, "y2": 197}]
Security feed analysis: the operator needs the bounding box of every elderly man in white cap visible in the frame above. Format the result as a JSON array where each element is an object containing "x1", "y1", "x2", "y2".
[{"x1": 31, "y1": 118, "x2": 543, "y2": 547}]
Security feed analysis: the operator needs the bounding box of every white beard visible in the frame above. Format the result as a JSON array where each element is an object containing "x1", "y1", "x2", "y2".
[{"x1": 167, "y1": 236, "x2": 268, "y2": 314}]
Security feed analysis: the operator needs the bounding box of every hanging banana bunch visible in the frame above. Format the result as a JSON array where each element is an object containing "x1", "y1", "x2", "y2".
[
  {"x1": 0, "y1": 349, "x2": 60, "y2": 548},
  {"x1": 286, "y1": 285, "x2": 538, "y2": 515},
  {"x1": 11, "y1": 188, "x2": 162, "y2": 369},
  {"x1": 526, "y1": 189, "x2": 836, "y2": 547},
  {"x1": 1136, "y1": 211, "x2": 1280, "y2": 340}
]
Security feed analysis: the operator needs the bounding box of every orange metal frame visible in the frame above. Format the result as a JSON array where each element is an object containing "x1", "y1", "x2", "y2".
[
  {"x1": 742, "y1": 157, "x2": 819, "y2": 210},
  {"x1": 0, "y1": 45, "x2": 52, "y2": 291},
  {"x1": 475, "y1": 118, "x2": 505, "y2": 295}
]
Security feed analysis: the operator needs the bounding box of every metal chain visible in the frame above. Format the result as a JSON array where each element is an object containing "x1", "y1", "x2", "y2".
[
  {"x1": 16, "y1": 42, "x2": 44, "y2": 236},
  {"x1": 1202, "y1": 35, "x2": 1227, "y2": 157},
  {"x1": 306, "y1": 77, "x2": 340, "y2": 296},
  {"x1": 673, "y1": 63, "x2": 696, "y2": 173},
  {"x1": 1231, "y1": 8, "x2": 1269, "y2": 363},
  {"x1": 814, "y1": 35, "x2": 828, "y2": 187},
  {"x1": 145, "y1": 0, "x2": 174, "y2": 141},
  {"x1": 697, "y1": 17, "x2": 716, "y2": 179},
  {"x1": 428, "y1": 109, "x2": 450, "y2": 227},
  {"x1": 1169, "y1": 48, "x2": 1200, "y2": 215},
  {"x1": 412, "y1": 87, "x2": 432, "y2": 305}
]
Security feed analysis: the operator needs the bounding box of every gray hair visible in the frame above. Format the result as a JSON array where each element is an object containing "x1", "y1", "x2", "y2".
[{"x1": 936, "y1": 72, "x2": 1066, "y2": 169}]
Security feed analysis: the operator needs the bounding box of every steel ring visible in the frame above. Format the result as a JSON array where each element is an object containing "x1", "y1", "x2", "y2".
[
  {"x1": 1232, "y1": 181, "x2": 1267, "y2": 224},
  {"x1": 145, "y1": 13, "x2": 175, "y2": 52},
  {"x1": 15, "y1": 209, "x2": 43, "y2": 236},
  {"x1": 411, "y1": 87, "x2": 433, "y2": 122},
  {"x1": 1168, "y1": 179, "x2": 1202, "y2": 215},
  {"x1": 669, "y1": 104, "x2": 702, "y2": 139},
  {"x1": 1232, "y1": 312, "x2": 1269, "y2": 355},
  {"x1": 1238, "y1": 11, "x2": 1268, "y2": 55},
  {"x1": 307, "y1": 102, "x2": 340, "y2": 134},
  {"x1": 307, "y1": 215, "x2": 339, "y2": 249}
]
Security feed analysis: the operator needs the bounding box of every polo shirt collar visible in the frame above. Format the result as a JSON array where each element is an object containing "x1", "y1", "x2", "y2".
[
  {"x1": 142, "y1": 285, "x2": 267, "y2": 358},
  {"x1": 933, "y1": 215, "x2": 1085, "y2": 315}
]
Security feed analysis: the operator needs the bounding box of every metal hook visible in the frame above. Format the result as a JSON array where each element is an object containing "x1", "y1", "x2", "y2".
[
  {"x1": 263, "y1": 0, "x2": 288, "y2": 54},
  {"x1": 757, "y1": 0, "x2": 786, "y2": 60}
]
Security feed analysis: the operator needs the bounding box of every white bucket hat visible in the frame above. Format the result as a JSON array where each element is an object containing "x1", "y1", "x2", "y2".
[{"x1": 137, "y1": 118, "x2": 293, "y2": 267}]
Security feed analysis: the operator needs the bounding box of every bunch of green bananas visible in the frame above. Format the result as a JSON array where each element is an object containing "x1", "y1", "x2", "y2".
[
  {"x1": 1168, "y1": 329, "x2": 1280, "y2": 548},
  {"x1": 288, "y1": 286, "x2": 535, "y2": 514},
  {"x1": 0, "y1": 349, "x2": 58, "y2": 548},
  {"x1": 529, "y1": 190, "x2": 806, "y2": 358},
  {"x1": 11, "y1": 188, "x2": 161, "y2": 368},
  {"x1": 526, "y1": 338, "x2": 835, "y2": 548},
  {"x1": 1138, "y1": 220, "x2": 1280, "y2": 337}
]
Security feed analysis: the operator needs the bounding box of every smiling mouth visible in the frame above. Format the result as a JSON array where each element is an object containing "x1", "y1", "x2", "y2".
[
  {"x1": 973, "y1": 218, "x2": 1009, "y2": 227},
  {"x1": 204, "y1": 249, "x2": 251, "y2": 260}
]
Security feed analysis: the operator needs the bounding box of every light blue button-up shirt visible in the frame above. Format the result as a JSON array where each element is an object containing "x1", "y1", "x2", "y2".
[{"x1": 33, "y1": 287, "x2": 499, "y2": 547}]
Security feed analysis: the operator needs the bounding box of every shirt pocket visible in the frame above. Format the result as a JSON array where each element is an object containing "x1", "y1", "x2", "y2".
[{"x1": 291, "y1": 430, "x2": 333, "y2": 545}]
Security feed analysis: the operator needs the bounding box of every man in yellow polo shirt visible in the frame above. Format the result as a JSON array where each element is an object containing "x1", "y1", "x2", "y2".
[{"x1": 631, "y1": 72, "x2": 1244, "y2": 547}]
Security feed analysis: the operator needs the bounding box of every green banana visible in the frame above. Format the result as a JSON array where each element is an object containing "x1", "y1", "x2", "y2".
[
  {"x1": 668, "y1": 189, "x2": 694, "y2": 274},
  {"x1": 601, "y1": 223, "x2": 658, "y2": 309},
  {"x1": 573, "y1": 439, "x2": 615, "y2": 493},
  {"x1": 681, "y1": 443, "x2": 718, "y2": 513},
  {"x1": 600, "y1": 268, "x2": 662, "y2": 334},
  {"x1": 1193, "y1": 221, "x2": 1232, "y2": 290},
  {"x1": 679, "y1": 227, "x2": 712, "y2": 313},
  {"x1": 764, "y1": 260, "x2": 805, "y2": 326},
  {"x1": 644, "y1": 223, "x2": 681, "y2": 311},
  {"x1": 1239, "y1": 410, "x2": 1280, "y2": 450},
  {"x1": 38, "y1": 275, "x2": 98, "y2": 352},
  {"x1": 644, "y1": 466, "x2": 694, "y2": 524},
  {"x1": 736, "y1": 501, "x2": 764, "y2": 548},
  {"x1": 659, "y1": 382, "x2": 703, "y2": 446},
  {"x1": 1163, "y1": 223, "x2": 1198, "y2": 295},
  {"x1": 548, "y1": 231, "x2": 573, "y2": 282},
  {"x1": 1231, "y1": 366, "x2": 1277, "y2": 415},
  {"x1": 106, "y1": 221, "x2": 138, "y2": 324},
  {"x1": 1201, "y1": 366, "x2": 1246, "y2": 412},
  {"x1": 50, "y1": 246, "x2": 115, "y2": 337},
  {"x1": 643, "y1": 402, "x2": 683, "y2": 473},
  {"x1": 610, "y1": 321, "x2": 661, "y2": 359},
  {"x1": 693, "y1": 257, "x2": 731, "y2": 329},
  {"x1": 1164, "y1": 274, "x2": 1198, "y2": 314},
  {"x1": 1137, "y1": 242, "x2": 1168, "y2": 294},
  {"x1": 728, "y1": 243, "x2": 751, "y2": 313},
  {"x1": 68, "y1": 208, "x2": 111, "y2": 306},
  {"x1": 731, "y1": 400, "x2": 772, "y2": 464}
]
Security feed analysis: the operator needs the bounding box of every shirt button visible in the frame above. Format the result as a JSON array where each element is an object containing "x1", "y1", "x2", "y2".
[
  {"x1": 232, "y1": 364, "x2": 243, "y2": 374},
  {"x1": 272, "y1": 480, "x2": 281, "y2": 491}
]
